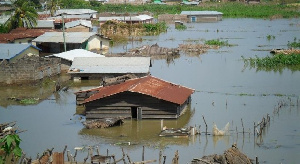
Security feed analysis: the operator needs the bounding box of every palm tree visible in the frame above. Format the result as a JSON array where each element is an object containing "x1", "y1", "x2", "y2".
[{"x1": 5, "y1": 0, "x2": 38, "y2": 31}]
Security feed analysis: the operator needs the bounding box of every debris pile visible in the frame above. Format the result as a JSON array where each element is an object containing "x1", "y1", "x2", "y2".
[
  {"x1": 127, "y1": 43, "x2": 180, "y2": 57},
  {"x1": 102, "y1": 74, "x2": 138, "y2": 86},
  {"x1": 191, "y1": 144, "x2": 253, "y2": 164},
  {"x1": 270, "y1": 49, "x2": 300, "y2": 55},
  {"x1": 179, "y1": 44, "x2": 219, "y2": 55},
  {"x1": 83, "y1": 117, "x2": 124, "y2": 129}
]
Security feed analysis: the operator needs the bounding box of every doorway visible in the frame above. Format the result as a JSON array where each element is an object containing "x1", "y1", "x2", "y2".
[{"x1": 131, "y1": 107, "x2": 142, "y2": 120}]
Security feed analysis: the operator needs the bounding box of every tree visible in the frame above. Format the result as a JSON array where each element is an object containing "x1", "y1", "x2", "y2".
[{"x1": 4, "y1": 0, "x2": 38, "y2": 31}]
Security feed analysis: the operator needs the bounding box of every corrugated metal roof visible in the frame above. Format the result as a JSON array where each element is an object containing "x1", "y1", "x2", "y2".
[
  {"x1": 181, "y1": 11, "x2": 223, "y2": 15},
  {"x1": 83, "y1": 75, "x2": 194, "y2": 105},
  {"x1": 99, "y1": 15, "x2": 153, "y2": 22},
  {"x1": 65, "y1": 20, "x2": 92, "y2": 29},
  {"x1": 69, "y1": 57, "x2": 150, "y2": 74},
  {"x1": 55, "y1": 9, "x2": 97, "y2": 16},
  {"x1": 0, "y1": 44, "x2": 41, "y2": 60},
  {"x1": 36, "y1": 20, "x2": 54, "y2": 28},
  {"x1": 47, "y1": 49, "x2": 104, "y2": 61},
  {"x1": 32, "y1": 32, "x2": 97, "y2": 43}
]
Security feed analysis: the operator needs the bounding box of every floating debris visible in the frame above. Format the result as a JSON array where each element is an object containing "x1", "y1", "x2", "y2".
[
  {"x1": 270, "y1": 48, "x2": 300, "y2": 55},
  {"x1": 83, "y1": 117, "x2": 124, "y2": 129},
  {"x1": 191, "y1": 144, "x2": 253, "y2": 164}
]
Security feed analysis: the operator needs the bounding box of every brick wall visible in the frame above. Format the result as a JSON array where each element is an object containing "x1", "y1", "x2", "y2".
[{"x1": 0, "y1": 55, "x2": 61, "y2": 85}]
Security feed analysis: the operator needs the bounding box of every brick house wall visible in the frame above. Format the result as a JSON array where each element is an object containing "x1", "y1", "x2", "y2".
[{"x1": 0, "y1": 55, "x2": 61, "y2": 85}]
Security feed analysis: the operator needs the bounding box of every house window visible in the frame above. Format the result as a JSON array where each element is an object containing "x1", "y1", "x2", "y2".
[{"x1": 191, "y1": 16, "x2": 197, "y2": 22}]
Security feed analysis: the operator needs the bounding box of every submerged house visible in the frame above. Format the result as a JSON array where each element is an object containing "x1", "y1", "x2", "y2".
[
  {"x1": 99, "y1": 14, "x2": 153, "y2": 25},
  {"x1": 76, "y1": 75, "x2": 194, "y2": 119},
  {"x1": 0, "y1": 43, "x2": 41, "y2": 63},
  {"x1": 46, "y1": 49, "x2": 104, "y2": 71},
  {"x1": 32, "y1": 32, "x2": 110, "y2": 53},
  {"x1": 65, "y1": 20, "x2": 92, "y2": 32},
  {"x1": 180, "y1": 11, "x2": 223, "y2": 22},
  {"x1": 68, "y1": 57, "x2": 150, "y2": 80}
]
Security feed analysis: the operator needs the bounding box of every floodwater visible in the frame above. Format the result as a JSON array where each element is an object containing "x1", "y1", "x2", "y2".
[{"x1": 1, "y1": 18, "x2": 300, "y2": 163}]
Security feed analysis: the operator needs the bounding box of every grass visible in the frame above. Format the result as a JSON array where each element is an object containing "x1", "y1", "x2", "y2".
[
  {"x1": 91, "y1": 2, "x2": 300, "y2": 19},
  {"x1": 175, "y1": 24, "x2": 187, "y2": 31},
  {"x1": 205, "y1": 39, "x2": 229, "y2": 46},
  {"x1": 19, "y1": 98, "x2": 38, "y2": 105},
  {"x1": 242, "y1": 53, "x2": 300, "y2": 72},
  {"x1": 266, "y1": 35, "x2": 275, "y2": 40},
  {"x1": 287, "y1": 37, "x2": 300, "y2": 48}
]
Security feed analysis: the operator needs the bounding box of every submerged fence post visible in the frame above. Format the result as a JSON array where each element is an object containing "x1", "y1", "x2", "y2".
[
  {"x1": 142, "y1": 146, "x2": 145, "y2": 161},
  {"x1": 202, "y1": 115, "x2": 207, "y2": 135},
  {"x1": 159, "y1": 150, "x2": 162, "y2": 164}
]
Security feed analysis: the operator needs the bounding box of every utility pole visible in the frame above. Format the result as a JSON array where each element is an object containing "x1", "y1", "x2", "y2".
[{"x1": 61, "y1": 14, "x2": 66, "y2": 52}]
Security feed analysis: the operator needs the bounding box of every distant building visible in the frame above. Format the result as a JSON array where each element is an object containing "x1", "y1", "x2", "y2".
[
  {"x1": 75, "y1": 75, "x2": 194, "y2": 119},
  {"x1": 180, "y1": 11, "x2": 223, "y2": 22},
  {"x1": 68, "y1": 57, "x2": 151, "y2": 80},
  {"x1": 0, "y1": 28, "x2": 58, "y2": 44},
  {"x1": 32, "y1": 32, "x2": 110, "y2": 53},
  {"x1": 0, "y1": 43, "x2": 41, "y2": 63},
  {"x1": 65, "y1": 20, "x2": 92, "y2": 32},
  {"x1": 99, "y1": 14, "x2": 153, "y2": 25}
]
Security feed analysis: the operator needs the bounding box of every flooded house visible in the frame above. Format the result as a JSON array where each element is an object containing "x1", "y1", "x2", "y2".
[
  {"x1": 76, "y1": 75, "x2": 194, "y2": 119},
  {"x1": 0, "y1": 28, "x2": 57, "y2": 44},
  {"x1": 46, "y1": 49, "x2": 104, "y2": 71},
  {"x1": 0, "y1": 44, "x2": 60, "y2": 85},
  {"x1": 0, "y1": 43, "x2": 41, "y2": 63},
  {"x1": 99, "y1": 14, "x2": 153, "y2": 25},
  {"x1": 180, "y1": 11, "x2": 223, "y2": 22},
  {"x1": 32, "y1": 32, "x2": 110, "y2": 53},
  {"x1": 65, "y1": 20, "x2": 92, "y2": 32},
  {"x1": 68, "y1": 57, "x2": 151, "y2": 80}
]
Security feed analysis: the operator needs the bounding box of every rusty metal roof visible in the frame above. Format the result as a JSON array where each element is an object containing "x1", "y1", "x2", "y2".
[{"x1": 84, "y1": 75, "x2": 194, "y2": 105}]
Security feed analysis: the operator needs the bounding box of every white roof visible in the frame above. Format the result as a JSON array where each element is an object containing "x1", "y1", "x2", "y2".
[
  {"x1": 65, "y1": 20, "x2": 92, "y2": 29},
  {"x1": 181, "y1": 11, "x2": 223, "y2": 15},
  {"x1": 55, "y1": 9, "x2": 97, "y2": 16},
  {"x1": 99, "y1": 15, "x2": 153, "y2": 22},
  {"x1": 69, "y1": 57, "x2": 151, "y2": 74},
  {"x1": 48, "y1": 49, "x2": 104, "y2": 61},
  {"x1": 35, "y1": 20, "x2": 54, "y2": 28},
  {"x1": 32, "y1": 32, "x2": 97, "y2": 43}
]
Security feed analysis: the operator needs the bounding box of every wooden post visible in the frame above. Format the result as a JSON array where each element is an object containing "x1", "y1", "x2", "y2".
[
  {"x1": 161, "y1": 119, "x2": 163, "y2": 130},
  {"x1": 96, "y1": 146, "x2": 100, "y2": 155},
  {"x1": 256, "y1": 156, "x2": 259, "y2": 164},
  {"x1": 107, "y1": 149, "x2": 109, "y2": 156},
  {"x1": 122, "y1": 148, "x2": 126, "y2": 164},
  {"x1": 254, "y1": 122, "x2": 256, "y2": 136},
  {"x1": 241, "y1": 118, "x2": 244, "y2": 134},
  {"x1": 159, "y1": 150, "x2": 162, "y2": 164},
  {"x1": 89, "y1": 147, "x2": 93, "y2": 163},
  {"x1": 202, "y1": 115, "x2": 207, "y2": 135},
  {"x1": 127, "y1": 154, "x2": 132, "y2": 163},
  {"x1": 142, "y1": 146, "x2": 145, "y2": 161},
  {"x1": 163, "y1": 156, "x2": 166, "y2": 164}
]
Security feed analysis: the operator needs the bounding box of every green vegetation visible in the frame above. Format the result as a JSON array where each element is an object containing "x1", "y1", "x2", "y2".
[
  {"x1": 242, "y1": 53, "x2": 300, "y2": 72},
  {"x1": 205, "y1": 39, "x2": 229, "y2": 46},
  {"x1": 267, "y1": 34, "x2": 276, "y2": 40},
  {"x1": 19, "y1": 98, "x2": 39, "y2": 105},
  {"x1": 0, "y1": 134, "x2": 22, "y2": 163},
  {"x1": 143, "y1": 22, "x2": 168, "y2": 34},
  {"x1": 4, "y1": 0, "x2": 38, "y2": 31},
  {"x1": 288, "y1": 37, "x2": 300, "y2": 48},
  {"x1": 175, "y1": 24, "x2": 187, "y2": 31},
  {"x1": 91, "y1": 2, "x2": 299, "y2": 18}
]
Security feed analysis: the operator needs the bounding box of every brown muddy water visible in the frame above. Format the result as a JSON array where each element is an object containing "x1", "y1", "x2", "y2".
[{"x1": 1, "y1": 18, "x2": 300, "y2": 163}]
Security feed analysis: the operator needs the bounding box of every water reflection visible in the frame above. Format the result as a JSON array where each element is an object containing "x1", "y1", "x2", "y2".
[{"x1": 79, "y1": 105, "x2": 194, "y2": 148}]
